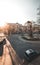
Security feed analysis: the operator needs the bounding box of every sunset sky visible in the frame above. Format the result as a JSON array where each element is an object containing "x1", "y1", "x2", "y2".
[{"x1": 0, "y1": 0, "x2": 40, "y2": 25}]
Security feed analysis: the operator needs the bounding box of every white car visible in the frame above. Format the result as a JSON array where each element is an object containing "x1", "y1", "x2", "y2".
[{"x1": 25, "y1": 49, "x2": 39, "y2": 62}]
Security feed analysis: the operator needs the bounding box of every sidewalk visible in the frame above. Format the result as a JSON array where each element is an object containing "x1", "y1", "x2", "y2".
[{"x1": 0, "y1": 39, "x2": 12, "y2": 65}]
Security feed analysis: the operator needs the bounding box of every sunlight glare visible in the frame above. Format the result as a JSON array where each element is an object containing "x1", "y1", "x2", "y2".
[
  {"x1": 0, "y1": 1, "x2": 24, "y2": 25},
  {"x1": 0, "y1": 22, "x2": 6, "y2": 27}
]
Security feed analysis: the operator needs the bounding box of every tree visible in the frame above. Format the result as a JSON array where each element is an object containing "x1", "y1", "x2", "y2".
[{"x1": 27, "y1": 21, "x2": 33, "y2": 38}]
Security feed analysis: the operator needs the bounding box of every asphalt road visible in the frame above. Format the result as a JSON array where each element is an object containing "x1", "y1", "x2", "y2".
[{"x1": 7, "y1": 34, "x2": 40, "y2": 65}]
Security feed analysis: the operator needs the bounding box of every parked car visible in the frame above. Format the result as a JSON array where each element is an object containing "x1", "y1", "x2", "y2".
[{"x1": 25, "y1": 49, "x2": 40, "y2": 62}]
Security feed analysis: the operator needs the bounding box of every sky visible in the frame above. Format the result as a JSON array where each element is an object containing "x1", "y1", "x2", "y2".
[{"x1": 0, "y1": 0, "x2": 40, "y2": 25}]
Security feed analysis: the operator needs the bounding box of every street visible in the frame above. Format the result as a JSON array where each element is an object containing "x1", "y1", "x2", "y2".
[
  {"x1": 0, "y1": 33, "x2": 40, "y2": 65},
  {"x1": 7, "y1": 34, "x2": 40, "y2": 65}
]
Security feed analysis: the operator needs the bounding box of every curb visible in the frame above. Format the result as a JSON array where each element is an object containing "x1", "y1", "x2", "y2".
[
  {"x1": 19, "y1": 36, "x2": 40, "y2": 44},
  {"x1": 22, "y1": 36, "x2": 40, "y2": 41}
]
